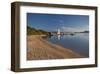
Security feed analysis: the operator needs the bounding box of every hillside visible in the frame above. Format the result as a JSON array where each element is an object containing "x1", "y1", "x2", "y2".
[{"x1": 27, "y1": 26, "x2": 50, "y2": 35}]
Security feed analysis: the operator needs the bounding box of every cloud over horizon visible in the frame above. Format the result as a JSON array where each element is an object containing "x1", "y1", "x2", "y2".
[{"x1": 60, "y1": 26, "x2": 88, "y2": 32}]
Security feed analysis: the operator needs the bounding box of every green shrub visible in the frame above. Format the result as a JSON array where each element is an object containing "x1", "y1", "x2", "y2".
[{"x1": 27, "y1": 26, "x2": 50, "y2": 35}]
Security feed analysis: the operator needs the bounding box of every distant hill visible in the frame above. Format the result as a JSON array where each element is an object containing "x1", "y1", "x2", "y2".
[
  {"x1": 74, "y1": 30, "x2": 89, "y2": 33},
  {"x1": 27, "y1": 26, "x2": 50, "y2": 35},
  {"x1": 80, "y1": 30, "x2": 89, "y2": 33}
]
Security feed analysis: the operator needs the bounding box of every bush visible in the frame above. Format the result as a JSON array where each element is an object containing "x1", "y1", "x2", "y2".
[{"x1": 27, "y1": 26, "x2": 50, "y2": 35}]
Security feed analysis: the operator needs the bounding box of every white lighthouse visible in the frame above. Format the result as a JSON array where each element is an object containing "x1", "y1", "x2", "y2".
[
  {"x1": 57, "y1": 29, "x2": 61, "y2": 35},
  {"x1": 57, "y1": 29, "x2": 61, "y2": 40}
]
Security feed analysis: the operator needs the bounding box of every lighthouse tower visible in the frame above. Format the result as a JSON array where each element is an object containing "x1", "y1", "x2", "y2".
[{"x1": 57, "y1": 29, "x2": 60, "y2": 35}]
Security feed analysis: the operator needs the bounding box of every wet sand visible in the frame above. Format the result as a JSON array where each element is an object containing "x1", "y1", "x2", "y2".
[{"x1": 27, "y1": 35, "x2": 83, "y2": 60}]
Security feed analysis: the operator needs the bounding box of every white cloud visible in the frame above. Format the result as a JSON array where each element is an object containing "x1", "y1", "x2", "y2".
[{"x1": 60, "y1": 26, "x2": 88, "y2": 32}]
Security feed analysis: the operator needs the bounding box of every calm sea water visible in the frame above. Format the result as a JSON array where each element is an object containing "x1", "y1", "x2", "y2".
[{"x1": 46, "y1": 33, "x2": 89, "y2": 57}]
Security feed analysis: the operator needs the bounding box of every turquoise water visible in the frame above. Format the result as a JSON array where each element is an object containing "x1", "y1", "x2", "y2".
[{"x1": 47, "y1": 33, "x2": 89, "y2": 57}]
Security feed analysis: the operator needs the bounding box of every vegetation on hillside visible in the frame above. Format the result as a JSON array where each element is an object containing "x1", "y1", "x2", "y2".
[{"x1": 27, "y1": 26, "x2": 51, "y2": 35}]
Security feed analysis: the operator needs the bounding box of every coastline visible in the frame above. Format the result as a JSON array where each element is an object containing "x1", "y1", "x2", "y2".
[{"x1": 27, "y1": 35, "x2": 84, "y2": 60}]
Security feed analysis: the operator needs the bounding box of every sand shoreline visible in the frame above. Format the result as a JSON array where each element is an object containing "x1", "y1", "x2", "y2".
[{"x1": 27, "y1": 35, "x2": 83, "y2": 60}]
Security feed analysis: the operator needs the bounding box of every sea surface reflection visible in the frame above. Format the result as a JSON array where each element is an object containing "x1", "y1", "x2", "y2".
[{"x1": 46, "y1": 33, "x2": 89, "y2": 57}]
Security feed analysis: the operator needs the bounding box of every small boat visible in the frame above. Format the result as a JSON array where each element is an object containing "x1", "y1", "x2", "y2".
[{"x1": 70, "y1": 33, "x2": 74, "y2": 35}]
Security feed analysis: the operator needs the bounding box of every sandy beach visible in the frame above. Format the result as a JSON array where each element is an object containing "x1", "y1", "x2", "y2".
[{"x1": 27, "y1": 35, "x2": 83, "y2": 60}]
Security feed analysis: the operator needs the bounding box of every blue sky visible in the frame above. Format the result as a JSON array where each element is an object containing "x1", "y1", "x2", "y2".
[{"x1": 27, "y1": 13, "x2": 89, "y2": 32}]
